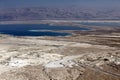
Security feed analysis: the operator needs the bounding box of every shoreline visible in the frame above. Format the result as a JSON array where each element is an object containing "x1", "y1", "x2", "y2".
[{"x1": 0, "y1": 20, "x2": 120, "y2": 25}]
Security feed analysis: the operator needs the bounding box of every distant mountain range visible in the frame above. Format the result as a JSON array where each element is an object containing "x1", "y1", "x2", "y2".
[{"x1": 0, "y1": 7, "x2": 120, "y2": 21}]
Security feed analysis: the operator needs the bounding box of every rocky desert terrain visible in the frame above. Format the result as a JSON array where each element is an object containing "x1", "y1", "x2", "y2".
[{"x1": 0, "y1": 22, "x2": 120, "y2": 80}]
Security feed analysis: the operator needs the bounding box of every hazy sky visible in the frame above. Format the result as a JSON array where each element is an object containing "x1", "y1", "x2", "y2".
[{"x1": 0, "y1": 0, "x2": 120, "y2": 8}]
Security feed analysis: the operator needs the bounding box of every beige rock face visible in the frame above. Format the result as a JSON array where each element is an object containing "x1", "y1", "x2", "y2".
[
  {"x1": 0, "y1": 66, "x2": 50, "y2": 80},
  {"x1": 0, "y1": 65, "x2": 85, "y2": 80}
]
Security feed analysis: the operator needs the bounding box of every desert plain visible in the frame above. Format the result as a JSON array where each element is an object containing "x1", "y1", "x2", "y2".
[{"x1": 0, "y1": 21, "x2": 120, "y2": 80}]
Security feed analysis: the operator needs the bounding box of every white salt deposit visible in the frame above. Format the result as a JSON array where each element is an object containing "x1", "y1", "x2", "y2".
[
  {"x1": 69, "y1": 43, "x2": 92, "y2": 48},
  {"x1": 5, "y1": 53, "x2": 63, "y2": 68},
  {"x1": 44, "y1": 55, "x2": 83, "y2": 68},
  {"x1": 8, "y1": 59, "x2": 28, "y2": 67}
]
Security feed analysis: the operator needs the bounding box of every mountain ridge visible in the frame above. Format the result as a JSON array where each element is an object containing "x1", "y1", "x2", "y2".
[{"x1": 0, "y1": 7, "x2": 120, "y2": 21}]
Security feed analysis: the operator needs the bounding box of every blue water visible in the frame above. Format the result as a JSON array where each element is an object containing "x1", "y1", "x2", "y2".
[
  {"x1": 80, "y1": 22, "x2": 120, "y2": 27},
  {"x1": 0, "y1": 24, "x2": 89, "y2": 36}
]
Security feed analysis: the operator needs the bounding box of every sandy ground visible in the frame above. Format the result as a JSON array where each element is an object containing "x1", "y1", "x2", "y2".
[{"x1": 0, "y1": 35, "x2": 117, "y2": 73}]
